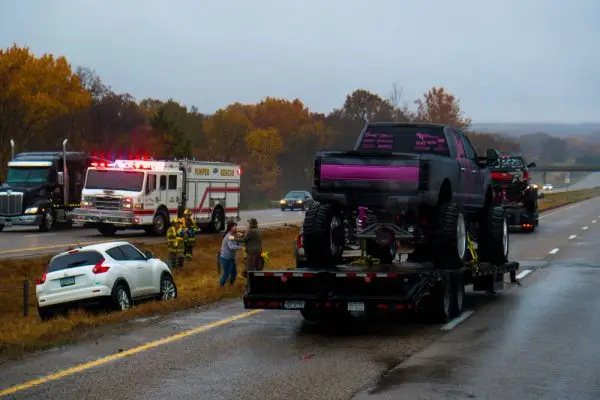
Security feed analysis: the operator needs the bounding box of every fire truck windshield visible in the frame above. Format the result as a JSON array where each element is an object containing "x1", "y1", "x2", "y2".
[{"x1": 85, "y1": 169, "x2": 145, "y2": 192}]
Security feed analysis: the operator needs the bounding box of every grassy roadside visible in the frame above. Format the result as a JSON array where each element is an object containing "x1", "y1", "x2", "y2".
[
  {"x1": 538, "y1": 187, "x2": 600, "y2": 212},
  {"x1": 0, "y1": 187, "x2": 598, "y2": 359},
  {"x1": 0, "y1": 226, "x2": 300, "y2": 359}
]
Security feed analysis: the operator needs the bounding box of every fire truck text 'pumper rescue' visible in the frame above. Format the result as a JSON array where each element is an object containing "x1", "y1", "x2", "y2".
[{"x1": 70, "y1": 159, "x2": 241, "y2": 236}]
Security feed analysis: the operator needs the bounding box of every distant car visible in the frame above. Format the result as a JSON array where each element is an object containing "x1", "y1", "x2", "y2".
[
  {"x1": 35, "y1": 241, "x2": 177, "y2": 321},
  {"x1": 543, "y1": 184, "x2": 553, "y2": 191},
  {"x1": 280, "y1": 191, "x2": 314, "y2": 211},
  {"x1": 293, "y1": 227, "x2": 308, "y2": 268}
]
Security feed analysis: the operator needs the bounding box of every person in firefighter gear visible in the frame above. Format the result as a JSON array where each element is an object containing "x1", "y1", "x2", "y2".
[
  {"x1": 238, "y1": 218, "x2": 263, "y2": 278},
  {"x1": 167, "y1": 217, "x2": 185, "y2": 268},
  {"x1": 182, "y1": 209, "x2": 198, "y2": 260}
]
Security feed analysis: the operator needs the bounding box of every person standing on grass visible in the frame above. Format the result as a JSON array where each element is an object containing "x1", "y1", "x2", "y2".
[
  {"x1": 219, "y1": 221, "x2": 242, "y2": 287},
  {"x1": 239, "y1": 218, "x2": 263, "y2": 278}
]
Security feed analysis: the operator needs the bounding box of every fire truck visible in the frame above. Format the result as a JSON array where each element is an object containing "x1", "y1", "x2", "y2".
[{"x1": 70, "y1": 158, "x2": 241, "y2": 236}]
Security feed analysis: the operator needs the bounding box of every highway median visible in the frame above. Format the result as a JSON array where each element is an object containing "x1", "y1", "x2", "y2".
[{"x1": 0, "y1": 187, "x2": 599, "y2": 359}]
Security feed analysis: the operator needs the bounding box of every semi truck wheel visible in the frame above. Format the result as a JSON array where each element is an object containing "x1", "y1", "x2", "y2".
[
  {"x1": 450, "y1": 274, "x2": 465, "y2": 318},
  {"x1": 39, "y1": 209, "x2": 55, "y2": 232},
  {"x1": 302, "y1": 202, "x2": 344, "y2": 268},
  {"x1": 432, "y1": 202, "x2": 467, "y2": 269},
  {"x1": 478, "y1": 205, "x2": 509, "y2": 264}
]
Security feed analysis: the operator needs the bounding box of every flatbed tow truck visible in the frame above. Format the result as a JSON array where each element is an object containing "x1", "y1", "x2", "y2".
[{"x1": 243, "y1": 250, "x2": 520, "y2": 324}]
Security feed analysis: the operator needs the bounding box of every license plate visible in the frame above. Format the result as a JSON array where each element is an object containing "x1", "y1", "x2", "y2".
[
  {"x1": 284, "y1": 300, "x2": 305, "y2": 309},
  {"x1": 348, "y1": 302, "x2": 365, "y2": 312},
  {"x1": 4, "y1": 220, "x2": 12, "y2": 227},
  {"x1": 60, "y1": 276, "x2": 75, "y2": 287}
]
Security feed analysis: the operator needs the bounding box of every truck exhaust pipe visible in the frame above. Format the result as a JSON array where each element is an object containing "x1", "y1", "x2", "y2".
[
  {"x1": 10, "y1": 139, "x2": 15, "y2": 160},
  {"x1": 62, "y1": 138, "x2": 68, "y2": 206}
]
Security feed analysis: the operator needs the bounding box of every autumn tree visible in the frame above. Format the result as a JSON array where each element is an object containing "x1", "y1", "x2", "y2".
[
  {"x1": 413, "y1": 87, "x2": 471, "y2": 129},
  {"x1": 245, "y1": 128, "x2": 284, "y2": 195},
  {"x1": 202, "y1": 103, "x2": 254, "y2": 162},
  {"x1": 252, "y1": 97, "x2": 331, "y2": 192},
  {"x1": 0, "y1": 44, "x2": 91, "y2": 180}
]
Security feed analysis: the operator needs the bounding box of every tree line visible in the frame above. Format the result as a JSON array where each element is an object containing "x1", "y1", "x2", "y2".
[{"x1": 1, "y1": 44, "x2": 525, "y2": 206}]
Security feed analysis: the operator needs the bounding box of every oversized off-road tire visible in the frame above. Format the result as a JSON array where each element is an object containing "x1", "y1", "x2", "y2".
[
  {"x1": 432, "y1": 203, "x2": 467, "y2": 269},
  {"x1": 478, "y1": 205, "x2": 509, "y2": 264},
  {"x1": 302, "y1": 202, "x2": 345, "y2": 268},
  {"x1": 366, "y1": 239, "x2": 397, "y2": 264}
]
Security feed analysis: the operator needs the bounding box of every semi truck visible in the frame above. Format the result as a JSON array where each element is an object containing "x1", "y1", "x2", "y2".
[
  {"x1": 70, "y1": 158, "x2": 242, "y2": 236},
  {"x1": 0, "y1": 139, "x2": 108, "y2": 232}
]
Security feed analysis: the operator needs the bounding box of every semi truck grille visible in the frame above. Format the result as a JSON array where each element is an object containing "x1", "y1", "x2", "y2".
[
  {"x1": 0, "y1": 192, "x2": 23, "y2": 216},
  {"x1": 94, "y1": 196, "x2": 121, "y2": 210}
]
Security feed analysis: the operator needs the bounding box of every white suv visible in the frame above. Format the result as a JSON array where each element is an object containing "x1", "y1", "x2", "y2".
[{"x1": 36, "y1": 241, "x2": 177, "y2": 320}]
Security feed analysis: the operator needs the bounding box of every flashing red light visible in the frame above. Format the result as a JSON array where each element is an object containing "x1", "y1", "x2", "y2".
[
  {"x1": 36, "y1": 270, "x2": 47, "y2": 285},
  {"x1": 68, "y1": 249, "x2": 79, "y2": 254},
  {"x1": 295, "y1": 234, "x2": 303, "y2": 249},
  {"x1": 92, "y1": 258, "x2": 110, "y2": 274},
  {"x1": 236, "y1": 167, "x2": 242, "y2": 176}
]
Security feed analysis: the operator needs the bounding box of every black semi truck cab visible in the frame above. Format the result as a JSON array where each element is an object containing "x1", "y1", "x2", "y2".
[{"x1": 0, "y1": 139, "x2": 107, "y2": 232}]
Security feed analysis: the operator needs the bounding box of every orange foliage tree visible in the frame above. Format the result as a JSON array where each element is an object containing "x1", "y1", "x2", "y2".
[{"x1": 413, "y1": 87, "x2": 471, "y2": 129}]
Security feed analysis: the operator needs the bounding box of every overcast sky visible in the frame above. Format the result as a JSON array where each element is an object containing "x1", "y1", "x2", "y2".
[{"x1": 1, "y1": 0, "x2": 598, "y2": 123}]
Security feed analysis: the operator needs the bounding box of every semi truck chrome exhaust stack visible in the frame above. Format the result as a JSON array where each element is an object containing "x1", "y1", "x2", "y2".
[
  {"x1": 10, "y1": 139, "x2": 15, "y2": 160},
  {"x1": 62, "y1": 138, "x2": 68, "y2": 206}
]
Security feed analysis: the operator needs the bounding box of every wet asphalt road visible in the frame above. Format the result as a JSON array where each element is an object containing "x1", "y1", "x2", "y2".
[
  {"x1": 0, "y1": 208, "x2": 305, "y2": 259},
  {"x1": 2, "y1": 196, "x2": 600, "y2": 399}
]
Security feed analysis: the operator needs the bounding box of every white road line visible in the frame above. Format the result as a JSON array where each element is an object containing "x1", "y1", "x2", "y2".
[
  {"x1": 549, "y1": 248, "x2": 560, "y2": 254},
  {"x1": 24, "y1": 233, "x2": 56, "y2": 238},
  {"x1": 583, "y1": 226, "x2": 589, "y2": 230},
  {"x1": 515, "y1": 269, "x2": 532, "y2": 280},
  {"x1": 441, "y1": 310, "x2": 475, "y2": 331},
  {"x1": 271, "y1": 213, "x2": 284, "y2": 217},
  {"x1": 593, "y1": 220, "x2": 597, "y2": 224},
  {"x1": 569, "y1": 234, "x2": 577, "y2": 239}
]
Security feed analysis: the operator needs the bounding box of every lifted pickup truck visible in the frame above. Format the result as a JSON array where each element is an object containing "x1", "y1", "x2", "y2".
[
  {"x1": 490, "y1": 154, "x2": 539, "y2": 232},
  {"x1": 243, "y1": 254, "x2": 520, "y2": 323},
  {"x1": 304, "y1": 122, "x2": 508, "y2": 270}
]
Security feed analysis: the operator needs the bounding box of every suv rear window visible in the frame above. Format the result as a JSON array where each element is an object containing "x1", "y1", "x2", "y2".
[
  {"x1": 48, "y1": 251, "x2": 104, "y2": 272},
  {"x1": 491, "y1": 156, "x2": 526, "y2": 169},
  {"x1": 358, "y1": 126, "x2": 449, "y2": 156}
]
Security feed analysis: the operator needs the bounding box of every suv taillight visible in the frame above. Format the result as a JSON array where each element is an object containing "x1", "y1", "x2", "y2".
[
  {"x1": 92, "y1": 258, "x2": 110, "y2": 274},
  {"x1": 36, "y1": 270, "x2": 47, "y2": 285},
  {"x1": 296, "y1": 234, "x2": 303, "y2": 248},
  {"x1": 523, "y1": 171, "x2": 530, "y2": 182}
]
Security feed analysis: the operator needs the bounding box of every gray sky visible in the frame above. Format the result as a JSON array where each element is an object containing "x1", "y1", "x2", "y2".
[{"x1": 1, "y1": 0, "x2": 598, "y2": 123}]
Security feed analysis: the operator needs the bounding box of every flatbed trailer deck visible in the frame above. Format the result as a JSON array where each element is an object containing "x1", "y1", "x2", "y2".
[{"x1": 243, "y1": 259, "x2": 520, "y2": 323}]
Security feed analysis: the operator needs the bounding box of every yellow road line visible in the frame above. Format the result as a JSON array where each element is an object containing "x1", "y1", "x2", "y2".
[
  {"x1": 0, "y1": 219, "x2": 303, "y2": 256},
  {"x1": 0, "y1": 309, "x2": 263, "y2": 397}
]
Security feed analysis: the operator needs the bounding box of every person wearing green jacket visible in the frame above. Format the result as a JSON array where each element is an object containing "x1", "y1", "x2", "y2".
[{"x1": 238, "y1": 218, "x2": 263, "y2": 278}]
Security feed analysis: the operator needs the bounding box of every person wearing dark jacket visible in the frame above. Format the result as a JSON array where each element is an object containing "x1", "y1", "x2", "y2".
[{"x1": 239, "y1": 218, "x2": 263, "y2": 278}]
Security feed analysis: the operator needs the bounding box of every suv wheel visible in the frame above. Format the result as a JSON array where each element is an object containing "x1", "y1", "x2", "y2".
[{"x1": 302, "y1": 202, "x2": 345, "y2": 268}]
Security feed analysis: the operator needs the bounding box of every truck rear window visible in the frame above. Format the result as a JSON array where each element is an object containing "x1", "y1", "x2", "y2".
[
  {"x1": 48, "y1": 251, "x2": 104, "y2": 272},
  {"x1": 490, "y1": 157, "x2": 525, "y2": 169},
  {"x1": 358, "y1": 126, "x2": 449, "y2": 156}
]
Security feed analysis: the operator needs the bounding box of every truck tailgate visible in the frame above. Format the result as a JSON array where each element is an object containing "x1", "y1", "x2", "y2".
[{"x1": 315, "y1": 151, "x2": 425, "y2": 192}]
